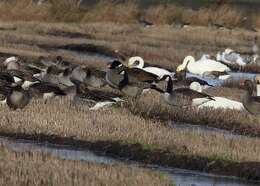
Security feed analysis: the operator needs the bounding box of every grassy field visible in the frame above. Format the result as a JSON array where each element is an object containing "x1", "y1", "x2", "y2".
[
  {"x1": 0, "y1": 145, "x2": 172, "y2": 186},
  {"x1": 0, "y1": 21, "x2": 259, "y2": 180},
  {"x1": 0, "y1": 0, "x2": 259, "y2": 28}
]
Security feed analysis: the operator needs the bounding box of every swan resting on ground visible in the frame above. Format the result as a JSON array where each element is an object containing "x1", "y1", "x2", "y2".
[
  {"x1": 190, "y1": 82, "x2": 244, "y2": 110},
  {"x1": 177, "y1": 55, "x2": 231, "y2": 79},
  {"x1": 216, "y1": 48, "x2": 258, "y2": 66},
  {"x1": 128, "y1": 56, "x2": 174, "y2": 79}
]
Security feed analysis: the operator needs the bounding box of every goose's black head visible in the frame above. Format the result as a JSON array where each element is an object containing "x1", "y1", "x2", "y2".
[
  {"x1": 107, "y1": 60, "x2": 123, "y2": 69},
  {"x1": 56, "y1": 56, "x2": 63, "y2": 63}
]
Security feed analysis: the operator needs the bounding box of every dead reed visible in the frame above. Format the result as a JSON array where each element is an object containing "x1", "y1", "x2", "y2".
[
  {"x1": 0, "y1": 145, "x2": 172, "y2": 186},
  {"x1": 0, "y1": 0, "x2": 259, "y2": 28}
]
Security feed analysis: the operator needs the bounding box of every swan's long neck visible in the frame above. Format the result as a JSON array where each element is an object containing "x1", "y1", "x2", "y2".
[{"x1": 137, "y1": 59, "x2": 144, "y2": 69}]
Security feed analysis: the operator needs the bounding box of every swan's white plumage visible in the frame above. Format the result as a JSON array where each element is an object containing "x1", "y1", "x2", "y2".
[
  {"x1": 190, "y1": 82, "x2": 244, "y2": 110},
  {"x1": 89, "y1": 101, "x2": 115, "y2": 110},
  {"x1": 3, "y1": 56, "x2": 18, "y2": 65},
  {"x1": 216, "y1": 49, "x2": 247, "y2": 66},
  {"x1": 198, "y1": 97, "x2": 244, "y2": 110},
  {"x1": 128, "y1": 56, "x2": 174, "y2": 78},
  {"x1": 177, "y1": 55, "x2": 230, "y2": 76}
]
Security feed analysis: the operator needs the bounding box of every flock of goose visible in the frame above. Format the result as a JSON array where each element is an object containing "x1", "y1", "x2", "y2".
[{"x1": 0, "y1": 47, "x2": 260, "y2": 116}]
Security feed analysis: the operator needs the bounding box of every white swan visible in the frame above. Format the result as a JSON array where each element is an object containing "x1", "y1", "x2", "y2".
[
  {"x1": 3, "y1": 56, "x2": 19, "y2": 65},
  {"x1": 128, "y1": 56, "x2": 174, "y2": 78},
  {"x1": 177, "y1": 55, "x2": 231, "y2": 77},
  {"x1": 216, "y1": 48, "x2": 247, "y2": 66},
  {"x1": 190, "y1": 82, "x2": 244, "y2": 110}
]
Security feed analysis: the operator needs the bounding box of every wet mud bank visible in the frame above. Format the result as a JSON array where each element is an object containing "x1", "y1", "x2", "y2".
[{"x1": 0, "y1": 131, "x2": 259, "y2": 182}]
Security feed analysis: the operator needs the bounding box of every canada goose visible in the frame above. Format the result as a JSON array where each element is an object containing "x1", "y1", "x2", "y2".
[
  {"x1": 240, "y1": 80, "x2": 260, "y2": 116},
  {"x1": 29, "y1": 81, "x2": 66, "y2": 102},
  {"x1": 108, "y1": 60, "x2": 160, "y2": 84},
  {"x1": 55, "y1": 56, "x2": 75, "y2": 69},
  {"x1": 0, "y1": 85, "x2": 13, "y2": 104},
  {"x1": 174, "y1": 70, "x2": 213, "y2": 87},
  {"x1": 177, "y1": 55, "x2": 230, "y2": 77},
  {"x1": 190, "y1": 82, "x2": 244, "y2": 110},
  {"x1": 70, "y1": 65, "x2": 106, "y2": 88},
  {"x1": 84, "y1": 68, "x2": 107, "y2": 88},
  {"x1": 128, "y1": 56, "x2": 174, "y2": 79},
  {"x1": 105, "y1": 60, "x2": 129, "y2": 89},
  {"x1": 0, "y1": 72, "x2": 16, "y2": 86},
  {"x1": 6, "y1": 85, "x2": 31, "y2": 110},
  {"x1": 162, "y1": 75, "x2": 215, "y2": 107},
  {"x1": 106, "y1": 60, "x2": 163, "y2": 98},
  {"x1": 6, "y1": 69, "x2": 40, "y2": 89},
  {"x1": 70, "y1": 79, "x2": 123, "y2": 110}
]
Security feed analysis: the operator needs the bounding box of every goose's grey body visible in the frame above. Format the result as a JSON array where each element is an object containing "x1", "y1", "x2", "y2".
[
  {"x1": 6, "y1": 86, "x2": 31, "y2": 110},
  {"x1": 106, "y1": 61, "x2": 163, "y2": 98},
  {"x1": 241, "y1": 80, "x2": 260, "y2": 116},
  {"x1": 29, "y1": 82, "x2": 66, "y2": 101},
  {"x1": 70, "y1": 79, "x2": 122, "y2": 110},
  {"x1": 162, "y1": 75, "x2": 214, "y2": 107}
]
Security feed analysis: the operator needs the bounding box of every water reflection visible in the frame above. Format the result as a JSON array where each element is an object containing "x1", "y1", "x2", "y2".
[{"x1": 0, "y1": 136, "x2": 258, "y2": 186}]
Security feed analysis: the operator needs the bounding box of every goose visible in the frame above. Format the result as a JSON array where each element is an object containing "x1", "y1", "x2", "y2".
[
  {"x1": 128, "y1": 56, "x2": 174, "y2": 79},
  {"x1": 84, "y1": 68, "x2": 107, "y2": 88},
  {"x1": 70, "y1": 79, "x2": 123, "y2": 110},
  {"x1": 105, "y1": 60, "x2": 127, "y2": 89},
  {"x1": 54, "y1": 56, "x2": 75, "y2": 69},
  {"x1": 0, "y1": 72, "x2": 16, "y2": 86},
  {"x1": 162, "y1": 75, "x2": 215, "y2": 107},
  {"x1": 5, "y1": 69, "x2": 40, "y2": 89},
  {"x1": 6, "y1": 85, "x2": 31, "y2": 110},
  {"x1": 174, "y1": 70, "x2": 213, "y2": 88},
  {"x1": 240, "y1": 80, "x2": 260, "y2": 116},
  {"x1": 0, "y1": 85, "x2": 13, "y2": 105},
  {"x1": 28, "y1": 81, "x2": 66, "y2": 102},
  {"x1": 190, "y1": 82, "x2": 244, "y2": 110},
  {"x1": 71, "y1": 66, "x2": 107, "y2": 88},
  {"x1": 177, "y1": 55, "x2": 231, "y2": 78},
  {"x1": 106, "y1": 60, "x2": 159, "y2": 86},
  {"x1": 106, "y1": 60, "x2": 163, "y2": 98}
]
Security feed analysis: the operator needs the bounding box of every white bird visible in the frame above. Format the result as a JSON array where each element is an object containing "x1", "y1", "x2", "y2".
[
  {"x1": 3, "y1": 56, "x2": 19, "y2": 66},
  {"x1": 177, "y1": 55, "x2": 231, "y2": 78},
  {"x1": 217, "y1": 48, "x2": 248, "y2": 66},
  {"x1": 190, "y1": 82, "x2": 244, "y2": 110},
  {"x1": 128, "y1": 56, "x2": 174, "y2": 79}
]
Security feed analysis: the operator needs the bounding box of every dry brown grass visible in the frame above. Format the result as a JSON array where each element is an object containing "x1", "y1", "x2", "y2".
[
  {"x1": 0, "y1": 0, "x2": 258, "y2": 28},
  {"x1": 0, "y1": 22, "x2": 259, "y2": 178},
  {"x1": 0, "y1": 98, "x2": 260, "y2": 163},
  {"x1": 0, "y1": 145, "x2": 171, "y2": 186},
  {"x1": 0, "y1": 21, "x2": 258, "y2": 71},
  {"x1": 132, "y1": 90, "x2": 260, "y2": 137}
]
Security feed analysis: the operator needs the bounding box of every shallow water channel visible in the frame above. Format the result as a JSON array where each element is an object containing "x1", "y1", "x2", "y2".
[{"x1": 1, "y1": 136, "x2": 258, "y2": 186}]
